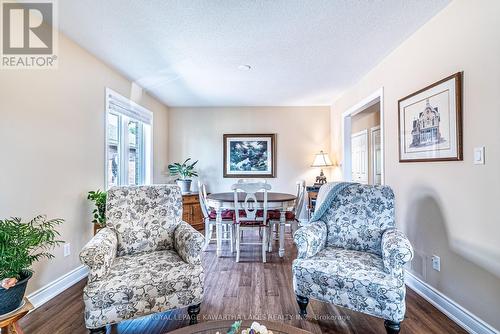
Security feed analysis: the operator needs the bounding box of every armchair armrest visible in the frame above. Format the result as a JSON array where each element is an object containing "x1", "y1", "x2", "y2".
[
  {"x1": 381, "y1": 228, "x2": 414, "y2": 277},
  {"x1": 174, "y1": 221, "x2": 204, "y2": 265},
  {"x1": 79, "y1": 227, "x2": 117, "y2": 282},
  {"x1": 293, "y1": 220, "x2": 327, "y2": 259}
]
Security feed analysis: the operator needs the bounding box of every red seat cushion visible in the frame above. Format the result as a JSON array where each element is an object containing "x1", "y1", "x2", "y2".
[
  {"x1": 268, "y1": 210, "x2": 296, "y2": 220},
  {"x1": 234, "y1": 210, "x2": 267, "y2": 225},
  {"x1": 235, "y1": 209, "x2": 264, "y2": 218},
  {"x1": 235, "y1": 210, "x2": 296, "y2": 221},
  {"x1": 208, "y1": 209, "x2": 234, "y2": 220}
]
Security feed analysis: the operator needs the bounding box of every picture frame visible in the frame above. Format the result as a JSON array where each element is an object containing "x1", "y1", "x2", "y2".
[
  {"x1": 223, "y1": 134, "x2": 276, "y2": 178},
  {"x1": 398, "y1": 72, "x2": 463, "y2": 162}
]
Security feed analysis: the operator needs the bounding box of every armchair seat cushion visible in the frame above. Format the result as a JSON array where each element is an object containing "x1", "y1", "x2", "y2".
[
  {"x1": 293, "y1": 247, "x2": 405, "y2": 322},
  {"x1": 84, "y1": 250, "x2": 203, "y2": 313}
]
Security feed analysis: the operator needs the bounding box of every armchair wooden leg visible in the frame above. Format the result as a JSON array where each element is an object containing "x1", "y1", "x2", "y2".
[
  {"x1": 296, "y1": 295, "x2": 309, "y2": 318},
  {"x1": 384, "y1": 320, "x2": 401, "y2": 334},
  {"x1": 89, "y1": 326, "x2": 106, "y2": 334},
  {"x1": 188, "y1": 303, "x2": 201, "y2": 325}
]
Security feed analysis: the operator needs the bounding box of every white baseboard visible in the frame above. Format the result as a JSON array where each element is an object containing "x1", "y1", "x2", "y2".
[
  {"x1": 27, "y1": 265, "x2": 89, "y2": 308},
  {"x1": 405, "y1": 270, "x2": 498, "y2": 334}
]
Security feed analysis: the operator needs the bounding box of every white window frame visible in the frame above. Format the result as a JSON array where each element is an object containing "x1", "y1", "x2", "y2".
[{"x1": 105, "y1": 88, "x2": 153, "y2": 188}]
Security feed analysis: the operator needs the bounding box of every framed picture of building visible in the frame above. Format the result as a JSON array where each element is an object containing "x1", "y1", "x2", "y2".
[
  {"x1": 398, "y1": 72, "x2": 463, "y2": 162},
  {"x1": 223, "y1": 134, "x2": 276, "y2": 178}
]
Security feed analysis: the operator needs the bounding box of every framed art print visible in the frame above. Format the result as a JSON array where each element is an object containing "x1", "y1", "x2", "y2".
[
  {"x1": 223, "y1": 134, "x2": 276, "y2": 178},
  {"x1": 398, "y1": 72, "x2": 463, "y2": 162}
]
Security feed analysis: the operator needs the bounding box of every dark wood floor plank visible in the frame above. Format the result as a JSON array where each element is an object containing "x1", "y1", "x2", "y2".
[{"x1": 20, "y1": 231, "x2": 466, "y2": 334}]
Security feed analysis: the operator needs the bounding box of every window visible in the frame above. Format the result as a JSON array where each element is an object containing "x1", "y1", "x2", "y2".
[{"x1": 105, "y1": 88, "x2": 152, "y2": 188}]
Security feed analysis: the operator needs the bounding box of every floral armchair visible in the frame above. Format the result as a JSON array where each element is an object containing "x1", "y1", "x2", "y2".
[
  {"x1": 80, "y1": 185, "x2": 204, "y2": 333},
  {"x1": 292, "y1": 183, "x2": 413, "y2": 334}
]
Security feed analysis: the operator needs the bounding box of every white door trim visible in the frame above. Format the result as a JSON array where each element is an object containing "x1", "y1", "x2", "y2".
[
  {"x1": 370, "y1": 125, "x2": 381, "y2": 185},
  {"x1": 341, "y1": 87, "x2": 385, "y2": 184}
]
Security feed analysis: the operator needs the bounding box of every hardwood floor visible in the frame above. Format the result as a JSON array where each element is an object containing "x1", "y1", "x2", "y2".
[{"x1": 20, "y1": 230, "x2": 466, "y2": 334}]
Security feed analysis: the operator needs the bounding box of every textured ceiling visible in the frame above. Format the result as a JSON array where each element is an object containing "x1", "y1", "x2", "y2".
[{"x1": 58, "y1": 0, "x2": 450, "y2": 107}]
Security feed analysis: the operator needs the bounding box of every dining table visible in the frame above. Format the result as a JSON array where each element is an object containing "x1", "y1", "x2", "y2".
[{"x1": 206, "y1": 192, "x2": 297, "y2": 258}]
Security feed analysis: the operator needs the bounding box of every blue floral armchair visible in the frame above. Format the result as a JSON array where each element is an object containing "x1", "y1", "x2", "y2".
[
  {"x1": 80, "y1": 185, "x2": 204, "y2": 333},
  {"x1": 292, "y1": 183, "x2": 413, "y2": 334}
]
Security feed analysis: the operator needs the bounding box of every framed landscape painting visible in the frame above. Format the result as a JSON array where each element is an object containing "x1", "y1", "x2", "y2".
[
  {"x1": 223, "y1": 134, "x2": 276, "y2": 178},
  {"x1": 398, "y1": 72, "x2": 463, "y2": 162}
]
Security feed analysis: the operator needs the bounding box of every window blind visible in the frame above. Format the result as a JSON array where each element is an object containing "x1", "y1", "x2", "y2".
[{"x1": 106, "y1": 88, "x2": 153, "y2": 125}]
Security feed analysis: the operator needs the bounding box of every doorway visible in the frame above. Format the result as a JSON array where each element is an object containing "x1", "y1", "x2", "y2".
[
  {"x1": 351, "y1": 129, "x2": 368, "y2": 184},
  {"x1": 342, "y1": 88, "x2": 384, "y2": 185}
]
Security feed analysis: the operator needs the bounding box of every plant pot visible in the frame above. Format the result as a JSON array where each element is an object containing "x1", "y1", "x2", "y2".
[
  {"x1": 93, "y1": 223, "x2": 104, "y2": 235},
  {"x1": 176, "y1": 179, "x2": 192, "y2": 193},
  {"x1": 0, "y1": 271, "x2": 32, "y2": 315}
]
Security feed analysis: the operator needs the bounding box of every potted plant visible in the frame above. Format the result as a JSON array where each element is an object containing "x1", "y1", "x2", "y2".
[
  {"x1": 87, "y1": 190, "x2": 107, "y2": 235},
  {"x1": 168, "y1": 158, "x2": 199, "y2": 193},
  {"x1": 0, "y1": 215, "x2": 64, "y2": 315}
]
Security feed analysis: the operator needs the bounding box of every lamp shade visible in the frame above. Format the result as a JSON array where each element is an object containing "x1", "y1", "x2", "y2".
[{"x1": 311, "y1": 151, "x2": 333, "y2": 167}]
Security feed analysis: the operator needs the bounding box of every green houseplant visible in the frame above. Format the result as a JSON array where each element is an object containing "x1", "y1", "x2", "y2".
[
  {"x1": 0, "y1": 215, "x2": 64, "y2": 315},
  {"x1": 87, "y1": 190, "x2": 107, "y2": 234},
  {"x1": 168, "y1": 158, "x2": 198, "y2": 193}
]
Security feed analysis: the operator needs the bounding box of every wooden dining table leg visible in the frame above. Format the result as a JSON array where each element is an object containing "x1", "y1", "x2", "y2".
[
  {"x1": 216, "y1": 208, "x2": 223, "y2": 257},
  {"x1": 279, "y1": 209, "x2": 286, "y2": 257}
]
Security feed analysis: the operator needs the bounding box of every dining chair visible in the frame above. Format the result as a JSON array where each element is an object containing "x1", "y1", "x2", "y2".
[
  {"x1": 268, "y1": 180, "x2": 306, "y2": 251},
  {"x1": 236, "y1": 179, "x2": 269, "y2": 238},
  {"x1": 295, "y1": 180, "x2": 308, "y2": 224},
  {"x1": 198, "y1": 181, "x2": 234, "y2": 252},
  {"x1": 231, "y1": 181, "x2": 272, "y2": 262}
]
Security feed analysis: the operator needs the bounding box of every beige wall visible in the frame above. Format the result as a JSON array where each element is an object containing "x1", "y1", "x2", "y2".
[
  {"x1": 330, "y1": 0, "x2": 500, "y2": 329},
  {"x1": 351, "y1": 103, "x2": 380, "y2": 184},
  {"x1": 168, "y1": 107, "x2": 331, "y2": 194},
  {"x1": 0, "y1": 32, "x2": 169, "y2": 294}
]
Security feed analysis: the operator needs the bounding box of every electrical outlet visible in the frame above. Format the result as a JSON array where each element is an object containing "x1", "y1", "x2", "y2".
[
  {"x1": 473, "y1": 146, "x2": 485, "y2": 165},
  {"x1": 432, "y1": 255, "x2": 441, "y2": 272},
  {"x1": 63, "y1": 243, "x2": 71, "y2": 257}
]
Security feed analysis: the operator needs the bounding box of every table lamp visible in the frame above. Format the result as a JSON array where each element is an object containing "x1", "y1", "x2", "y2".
[{"x1": 311, "y1": 150, "x2": 333, "y2": 186}]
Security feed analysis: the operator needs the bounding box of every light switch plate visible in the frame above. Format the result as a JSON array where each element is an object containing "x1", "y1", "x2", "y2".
[
  {"x1": 63, "y1": 243, "x2": 71, "y2": 257},
  {"x1": 473, "y1": 146, "x2": 485, "y2": 165},
  {"x1": 432, "y1": 255, "x2": 441, "y2": 272}
]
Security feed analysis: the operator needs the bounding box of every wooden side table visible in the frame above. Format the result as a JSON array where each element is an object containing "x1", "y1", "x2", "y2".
[
  {"x1": 182, "y1": 193, "x2": 204, "y2": 231},
  {"x1": 0, "y1": 298, "x2": 33, "y2": 334},
  {"x1": 306, "y1": 185, "x2": 321, "y2": 214}
]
